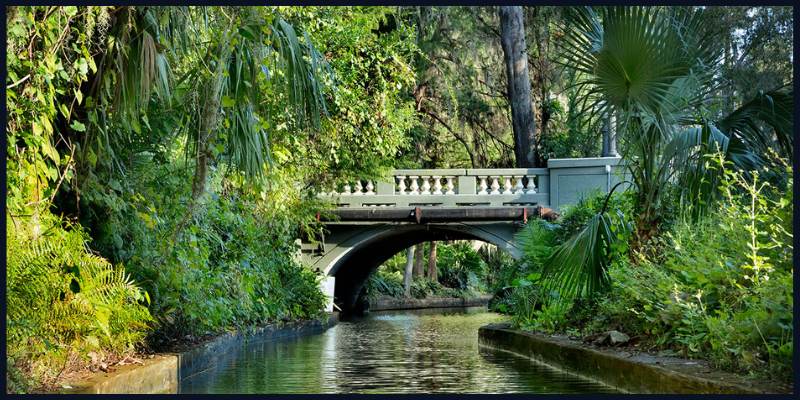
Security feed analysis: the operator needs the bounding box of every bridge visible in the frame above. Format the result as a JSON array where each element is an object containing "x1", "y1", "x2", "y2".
[{"x1": 300, "y1": 157, "x2": 625, "y2": 314}]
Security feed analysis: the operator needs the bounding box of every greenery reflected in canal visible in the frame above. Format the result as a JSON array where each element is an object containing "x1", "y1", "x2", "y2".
[{"x1": 180, "y1": 307, "x2": 619, "y2": 393}]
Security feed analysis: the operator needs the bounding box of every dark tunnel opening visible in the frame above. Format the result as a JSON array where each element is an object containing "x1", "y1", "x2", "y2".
[{"x1": 330, "y1": 225, "x2": 510, "y2": 316}]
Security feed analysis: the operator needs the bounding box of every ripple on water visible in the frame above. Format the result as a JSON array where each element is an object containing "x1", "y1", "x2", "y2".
[{"x1": 180, "y1": 308, "x2": 620, "y2": 394}]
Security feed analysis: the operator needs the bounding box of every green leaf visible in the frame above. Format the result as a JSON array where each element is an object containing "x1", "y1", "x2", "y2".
[
  {"x1": 221, "y1": 96, "x2": 235, "y2": 108},
  {"x1": 86, "y1": 147, "x2": 97, "y2": 167},
  {"x1": 59, "y1": 103, "x2": 70, "y2": 119},
  {"x1": 109, "y1": 179, "x2": 122, "y2": 192},
  {"x1": 70, "y1": 120, "x2": 86, "y2": 132}
]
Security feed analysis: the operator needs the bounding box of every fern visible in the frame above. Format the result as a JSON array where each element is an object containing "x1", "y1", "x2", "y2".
[{"x1": 6, "y1": 211, "x2": 152, "y2": 388}]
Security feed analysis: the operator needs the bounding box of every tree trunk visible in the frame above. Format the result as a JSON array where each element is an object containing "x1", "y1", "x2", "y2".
[
  {"x1": 403, "y1": 246, "x2": 415, "y2": 297},
  {"x1": 500, "y1": 6, "x2": 538, "y2": 168},
  {"x1": 413, "y1": 243, "x2": 426, "y2": 278},
  {"x1": 427, "y1": 241, "x2": 438, "y2": 281},
  {"x1": 191, "y1": 30, "x2": 232, "y2": 200},
  {"x1": 530, "y1": 7, "x2": 551, "y2": 156}
]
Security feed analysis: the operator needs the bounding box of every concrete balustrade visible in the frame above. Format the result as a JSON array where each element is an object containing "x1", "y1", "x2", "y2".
[{"x1": 317, "y1": 157, "x2": 625, "y2": 211}]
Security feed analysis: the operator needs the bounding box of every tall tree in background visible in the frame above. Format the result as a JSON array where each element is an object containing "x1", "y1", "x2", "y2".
[
  {"x1": 499, "y1": 6, "x2": 538, "y2": 167},
  {"x1": 413, "y1": 243, "x2": 426, "y2": 277},
  {"x1": 403, "y1": 246, "x2": 415, "y2": 296},
  {"x1": 427, "y1": 241, "x2": 438, "y2": 281},
  {"x1": 701, "y1": 6, "x2": 793, "y2": 117}
]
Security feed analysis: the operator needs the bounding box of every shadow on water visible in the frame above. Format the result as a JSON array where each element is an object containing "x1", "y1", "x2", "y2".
[{"x1": 180, "y1": 307, "x2": 619, "y2": 394}]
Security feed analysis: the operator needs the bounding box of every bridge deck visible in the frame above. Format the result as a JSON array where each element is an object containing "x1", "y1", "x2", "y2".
[{"x1": 325, "y1": 206, "x2": 556, "y2": 223}]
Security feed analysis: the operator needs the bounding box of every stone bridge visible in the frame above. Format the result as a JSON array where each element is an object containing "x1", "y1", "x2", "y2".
[{"x1": 300, "y1": 157, "x2": 625, "y2": 314}]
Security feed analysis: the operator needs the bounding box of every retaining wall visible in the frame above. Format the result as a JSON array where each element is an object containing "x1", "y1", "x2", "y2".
[
  {"x1": 369, "y1": 295, "x2": 493, "y2": 311},
  {"x1": 479, "y1": 323, "x2": 789, "y2": 394},
  {"x1": 63, "y1": 315, "x2": 338, "y2": 394}
]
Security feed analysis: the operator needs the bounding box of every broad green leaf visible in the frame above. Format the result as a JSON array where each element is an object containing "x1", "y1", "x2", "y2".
[{"x1": 70, "y1": 120, "x2": 86, "y2": 132}]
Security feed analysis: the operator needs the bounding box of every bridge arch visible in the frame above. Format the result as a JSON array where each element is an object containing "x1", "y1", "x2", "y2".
[
  {"x1": 307, "y1": 222, "x2": 522, "y2": 314},
  {"x1": 302, "y1": 158, "x2": 626, "y2": 314}
]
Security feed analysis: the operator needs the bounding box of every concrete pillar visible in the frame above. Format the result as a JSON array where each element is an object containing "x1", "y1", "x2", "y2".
[
  {"x1": 457, "y1": 175, "x2": 476, "y2": 195},
  {"x1": 601, "y1": 113, "x2": 619, "y2": 157},
  {"x1": 320, "y1": 276, "x2": 336, "y2": 313}
]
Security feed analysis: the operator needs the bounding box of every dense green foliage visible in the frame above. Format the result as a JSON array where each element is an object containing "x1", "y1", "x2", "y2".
[
  {"x1": 504, "y1": 160, "x2": 793, "y2": 381},
  {"x1": 499, "y1": 5, "x2": 793, "y2": 383},
  {"x1": 6, "y1": 4, "x2": 793, "y2": 392},
  {"x1": 365, "y1": 242, "x2": 491, "y2": 300},
  {"x1": 93, "y1": 166, "x2": 328, "y2": 345},
  {"x1": 595, "y1": 162, "x2": 792, "y2": 379},
  {"x1": 7, "y1": 213, "x2": 152, "y2": 392},
  {"x1": 6, "y1": 6, "x2": 416, "y2": 391}
]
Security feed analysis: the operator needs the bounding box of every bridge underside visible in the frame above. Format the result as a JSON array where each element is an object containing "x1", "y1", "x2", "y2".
[{"x1": 301, "y1": 206, "x2": 553, "y2": 314}]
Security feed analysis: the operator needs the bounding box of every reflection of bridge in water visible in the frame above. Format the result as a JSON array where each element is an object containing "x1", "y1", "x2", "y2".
[{"x1": 300, "y1": 157, "x2": 625, "y2": 314}]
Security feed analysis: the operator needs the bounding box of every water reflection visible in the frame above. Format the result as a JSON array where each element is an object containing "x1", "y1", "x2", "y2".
[{"x1": 180, "y1": 307, "x2": 618, "y2": 394}]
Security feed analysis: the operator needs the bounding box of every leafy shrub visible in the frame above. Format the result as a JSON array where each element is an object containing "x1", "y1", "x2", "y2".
[
  {"x1": 6, "y1": 211, "x2": 152, "y2": 391},
  {"x1": 590, "y1": 162, "x2": 793, "y2": 381},
  {"x1": 410, "y1": 278, "x2": 464, "y2": 299},
  {"x1": 505, "y1": 275, "x2": 572, "y2": 333},
  {"x1": 507, "y1": 162, "x2": 792, "y2": 382},
  {"x1": 436, "y1": 242, "x2": 488, "y2": 292},
  {"x1": 503, "y1": 191, "x2": 633, "y2": 316},
  {"x1": 364, "y1": 269, "x2": 405, "y2": 300},
  {"x1": 80, "y1": 163, "x2": 327, "y2": 346},
  {"x1": 128, "y1": 194, "x2": 327, "y2": 345}
]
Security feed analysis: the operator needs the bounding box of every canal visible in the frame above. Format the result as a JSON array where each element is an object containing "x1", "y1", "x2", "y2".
[{"x1": 180, "y1": 307, "x2": 619, "y2": 394}]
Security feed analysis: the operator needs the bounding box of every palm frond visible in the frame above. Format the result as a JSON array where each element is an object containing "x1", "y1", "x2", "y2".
[
  {"x1": 718, "y1": 87, "x2": 794, "y2": 166},
  {"x1": 539, "y1": 211, "x2": 629, "y2": 299},
  {"x1": 672, "y1": 87, "x2": 794, "y2": 219},
  {"x1": 559, "y1": 6, "x2": 721, "y2": 129},
  {"x1": 221, "y1": 13, "x2": 333, "y2": 179}
]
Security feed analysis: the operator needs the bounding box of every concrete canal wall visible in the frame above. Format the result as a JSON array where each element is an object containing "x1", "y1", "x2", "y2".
[
  {"x1": 369, "y1": 295, "x2": 493, "y2": 311},
  {"x1": 63, "y1": 315, "x2": 338, "y2": 394},
  {"x1": 479, "y1": 323, "x2": 789, "y2": 394}
]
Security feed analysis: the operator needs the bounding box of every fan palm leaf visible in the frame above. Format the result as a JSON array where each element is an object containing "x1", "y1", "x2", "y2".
[{"x1": 538, "y1": 210, "x2": 630, "y2": 299}]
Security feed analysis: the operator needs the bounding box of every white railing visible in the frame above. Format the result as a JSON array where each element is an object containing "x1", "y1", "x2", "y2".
[
  {"x1": 319, "y1": 168, "x2": 550, "y2": 207},
  {"x1": 316, "y1": 157, "x2": 625, "y2": 210}
]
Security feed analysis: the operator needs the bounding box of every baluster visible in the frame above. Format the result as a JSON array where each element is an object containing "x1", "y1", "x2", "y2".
[
  {"x1": 341, "y1": 183, "x2": 351, "y2": 195},
  {"x1": 432, "y1": 176, "x2": 443, "y2": 195},
  {"x1": 353, "y1": 180, "x2": 363, "y2": 195},
  {"x1": 397, "y1": 176, "x2": 407, "y2": 195},
  {"x1": 365, "y1": 181, "x2": 375, "y2": 195},
  {"x1": 502, "y1": 176, "x2": 513, "y2": 194},
  {"x1": 445, "y1": 177, "x2": 455, "y2": 195},
  {"x1": 525, "y1": 175, "x2": 537, "y2": 193},
  {"x1": 421, "y1": 176, "x2": 431, "y2": 195},
  {"x1": 477, "y1": 176, "x2": 489, "y2": 195},
  {"x1": 514, "y1": 176, "x2": 524, "y2": 194},
  {"x1": 409, "y1": 176, "x2": 420, "y2": 195},
  {"x1": 490, "y1": 177, "x2": 501, "y2": 195}
]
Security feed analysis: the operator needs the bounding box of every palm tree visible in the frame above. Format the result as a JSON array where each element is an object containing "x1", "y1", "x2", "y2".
[
  {"x1": 532, "y1": 6, "x2": 793, "y2": 299},
  {"x1": 83, "y1": 6, "x2": 330, "y2": 200}
]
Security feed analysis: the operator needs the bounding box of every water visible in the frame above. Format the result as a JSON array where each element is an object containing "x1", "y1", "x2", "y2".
[{"x1": 180, "y1": 307, "x2": 619, "y2": 394}]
